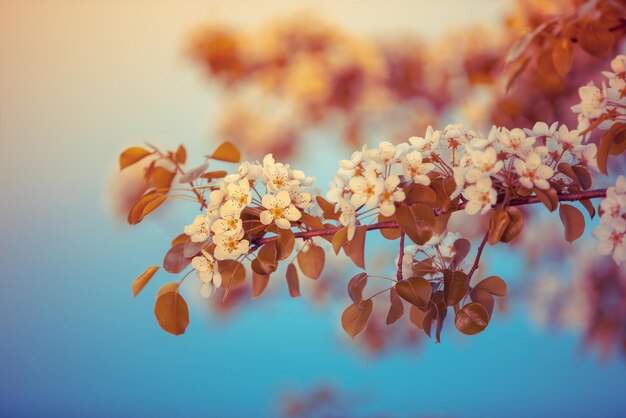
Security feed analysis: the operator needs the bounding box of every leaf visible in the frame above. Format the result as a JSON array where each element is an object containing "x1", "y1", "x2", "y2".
[
  {"x1": 501, "y1": 207, "x2": 524, "y2": 243},
  {"x1": 332, "y1": 227, "x2": 348, "y2": 255},
  {"x1": 347, "y1": 273, "x2": 368, "y2": 307},
  {"x1": 409, "y1": 305, "x2": 428, "y2": 328},
  {"x1": 179, "y1": 162, "x2": 209, "y2": 184},
  {"x1": 395, "y1": 203, "x2": 435, "y2": 245},
  {"x1": 163, "y1": 243, "x2": 190, "y2": 274},
  {"x1": 299, "y1": 212, "x2": 326, "y2": 230},
  {"x1": 506, "y1": 56, "x2": 531, "y2": 92},
  {"x1": 286, "y1": 264, "x2": 300, "y2": 298},
  {"x1": 559, "y1": 204, "x2": 585, "y2": 243},
  {"x1": 443, "y1": 270, "x2": 469, "y2": 306},
  {"x1": 183, "y1": 238, "x2": 206, "y2": 258},
  {"x1": 154, "y1": 283, "x2": 189, "y2": 335},
  {"x1": 209, "y1": 141, "x2": 241, "y2": 163},
  {"x1": 451, "y1": 239, "x2": 471, "y2": 268},
  {"x1": 297, "y1": 245, "x2": 325, "y2": 279},
  {"x1": 488, "y1": 209, "x2": 510, "y2": 245},
  {"x1": 316, "y1": 196, "x2": 340, "y2": 220},
  {"x1": 171, "y1": 233, "x2": 188, "y2": 247},
  {"x1": 533, "y1": 187, "x2": 558, "y2": 212},
  {"x1": 571, "y1": 166, "x2": 592, "y2": 190},
  {"x1": 341, "y1": 300, "x2": 373, "y2": 339},
  {"x1": 276, "y1": 228, "x2": 295, "y2": 261},
  {"x1": 597, "y1": 129, "x2": 613, "y2": 175},
  {"x1": 433, "y1": 298, "x2": 448, "y2": 343},
  {"x1": 578, "y1": 20, "x2": 615, "y2": 57},
  {"x1": 175, "y1": 144, "x2": 187, "y2": 164},
  {"x1": 218, "y1": 260, "x2": 246, "y2": 290},
  {"x1": 474, "y1": 275, "x2": 507, "y2": 297},
  {"x1": 470, "y1": 288, "x2": 495, "y2": 319},
  {"x1": 404, "y1": 183, "x2": 437, "y2": 207},
  {"x1": 395, "y1": 276, "x2": 432, "y2": 308},
  {"x1": 200, "y1": 170, "x2": 228, "y2": 181},
  {"x1": 345, "y1": 225, "x2": 367, "y2": 269},
  {"x1": 252, "y1": 273, "x2": 269, "y2": 299},
  {"x1": 386, "y1": 288, "x2": 405, "y2": 325},
  {"x1": 455, "y1": 303, "x2": 489, "y2": 335},
  {"x1": 378, "y1": 214, "x2": 402, "y2": 240},
  {"x1": 120, "y1": 147, "x2": 151, "y2": 170},
  {"x1": 151, "y1": 167, "x2": 176, "y2": 190},
  {"x1": 128, "y1": 193, "x2": 168, "y2": 225},
  {"x1": 580, "y1": 199, "x2": 596, "y2": 219},
  {"x1": 551, "y1": 37, "x2": 573, "y2": 77},
  {"x1": 132, "y1": 266, "x2": 159, "y2": 297}
]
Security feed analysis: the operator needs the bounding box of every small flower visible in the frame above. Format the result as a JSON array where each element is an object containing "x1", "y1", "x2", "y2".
[
  {"x1": 571, "y1": 82, "x2": 607, "y2": 121},
  {"x1": 226, "y1": 178, "x2": 252, "y2": 208},
  {"x1": 210, "y1": 200, "x2": 243, "y2": 237},
  {"x1": 338, "y1": 146, "x2": 368, "y2": 178},
  {"x1": 379, "y1": 176, "x2": 406, "y2": 217},
  {"x1": 184, "y1": 214, "x2": 212, "y2": 243},
  {"x1": 213, "y1": 229, "x2": 249, "y2": 260},
  {"x1": 498, "y1": 127, "x2": 535, "y2": 156},
  {"x1": 463, "y1": 177, "x2": 497, "y2": 215},
  {"x1": 192, "y1": 249, "x2": 222, "y2": 289},
  {"x1": 285, "y1": 180, "x2": 313, "y2": 209},
  {"x1": 409, "y1": 126, "x2": 440, "y2": 155},
  {"x1": 349, "y1": 171, "x2": 383, "y2": 208},
  {"x1": 260, "y1": 190, "x2": 302, "y2": 229},
  {"x1": 262, "y1": 154, "x2": 290, "y2": 192},
  {"x1": 367, "y1": 141, "x2": 400, "y2": 165},
  {"x1": 593, "y1": 217, "x2": 626, "y2": 265},
  {"x1": 401, "y1": 150, "x2": 434, "y2": 185},
  {"x1": 327, "y1": 175, "x2": 347, "y2": 204},
  {"x1": 514, "y1": 152, "x2": 553, "y2": 190},
  {"x1": 465, "y1": 147, "x2": 504, "y2": 183},
  {"x1": 338, "y1": 198, "x2": 357, "y2": 240},
  {"x1": 438, "y1": 232, "x2": 462, "y2": 258}
]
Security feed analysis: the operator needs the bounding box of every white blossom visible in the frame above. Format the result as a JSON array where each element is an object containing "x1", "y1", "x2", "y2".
[
  {"x1": 514, "y1": 152, "x2": 553, "y2": 190},
  {"x1": 463, "y1": 177, "x2": 497, "y2": 215},
  {"x1": 184, "y1": 214, "x2": 212, "y2": 243},
  {"x1": 260, "y1": 190, "x2": 302, "y2": 229}
]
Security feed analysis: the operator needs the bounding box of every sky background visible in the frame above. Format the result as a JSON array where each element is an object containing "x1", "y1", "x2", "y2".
[{"x1": 1, "y1": 1, "x2": 625, "y2": 417}]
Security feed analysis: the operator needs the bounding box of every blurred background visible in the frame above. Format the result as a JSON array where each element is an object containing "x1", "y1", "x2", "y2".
[{"x1": 1, "y1": 1, "x2": 625, "y2": 417}]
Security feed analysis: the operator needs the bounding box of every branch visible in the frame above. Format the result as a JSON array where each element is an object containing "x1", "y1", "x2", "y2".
[
  {"x1": 396, "y1": 233, "x2": 405, "y2": 281},
  {"x1": 251, "y1": 188, "x2": 607, "y2": 246},
  {"x1": 467, "y1": 232, "x2": 489, "y2": 281}
]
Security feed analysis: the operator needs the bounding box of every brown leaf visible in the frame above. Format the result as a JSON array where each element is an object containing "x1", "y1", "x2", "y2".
[
  {"x1": 559, "y1": 204, "x2": 585, "y2": 243},
  {"x1": 580, "y1": 199, "x2": 596, "y2": 219},
  {"x1": 378, "y1": 214, "x2": 401, "y2": 240},
  {"x1": 474, "y1": 275, "x2": 507, "y2": 297},
  {"x1": 316, "y1": 196, "x2": 341, "y2": 220},
  {"x1": 299, "y1": 212, "x2": 326, "y2": 230},
  {"x1": 533, "y1": 187, "x2": 558, "y2": 212},
  {"x1": 551, "y1": 37, "x2": 573, "y2": 77},
  {"x1": 455, "y1": 303, "x2": 489, "y2": 335},
  {"x1": 332, "y1": 227, "x2": 348, "y2": 255},
  {"x1": 120, "y1": 147, "x2": 151, "y2": 170},
  {"x1": 297, "y1": 245, "x2": 325, "y2": 279},
  {"x1": 578, "y1": 20, "x2": 615, "y2": 57},
  {"x1": 132, "y1": 266, "x2": 159, "y2": 297},
  {"x1": 171, "y1": 233, "x2": 188, "y2": 247},
  {"x1": 209, "y1": 141, "x2": 241, "y2": 163},
  {"x1": 163, "y1": 243, "x2": 191, "y2": 274},
  {"x1": 341, "y1": 300, "x2": 373, "y2": 339},
  {"x1": 218, "y1": 260, "x2": 246, "y2": 290},
  {"x1": 276, "y1": 229, "x2": 295, "y2": 261},
  {"x1": 395, "y1": 203, "x2": 435, "y2": 245},
  {"x1": 128, "y1": 193, "x2": 168, "y2": 225},
  {"x1": 151, "y1": 167, "x2": 176, "y2": 190},
  {"x1": 200, "y1": 170, "x2": 228, "y2": 181},
  {"x1": 345, "y1": 225, "x2": 367, "y2": 269},
  {"x1": 179, "y1": 162, "x2": 209, "y2": 184},
  {"x1": 452, "y1": 239, "x2": 471, "y2": 268},
  {"x1": 571, "y1": 166, "x2": 592, "y2": 190},
  {"x1": 252, "y1": 273, "x2": 269, "y2": 299},
  {"x1": 470, "y1": 288, "x2": 495, "y2": 319},
  {"x1": 409, "y1": 305, "x2": 428, "y2": 328},
  {"x1": 286, "y1": 263, "x2": 300, "y2": 298},
  {"x1": 395, "y1": 276, "x2": 432, "y2": 308},
  {"x1": 154, "y1": 283, "x2": 189, "y2": 335},
  {"x1": 488, "y1": 209, "x2": 511, "y2": 245},
  {"x1": 386, "y1": 288, "x2": 405, "y2": 325},
  {"x1": 404, "y1": 183, "x2": 437, "y2": 207},
  {"x1": 347, "y1": 273, "x2": 368, "y2": 306},
  {"x1": 443, "y1": 270, "x2": 469, "y2": 306},
  {"x1": 501, "y1": 207, "x2": 524, "y2": 243},
  {"x1": 183, "y1": 238, "x2": 206, "y2": 258},
  {"x1": 175, "y1": 144, "x2": 187, "y2": 164}
]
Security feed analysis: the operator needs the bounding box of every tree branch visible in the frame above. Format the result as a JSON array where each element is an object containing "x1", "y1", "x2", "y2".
[
  {"x1": 396, "y1": 233, "x2": 405, "y2": 281},
  {"x1": 251, "y1": 188, "x2": 607, "y2": 247}
]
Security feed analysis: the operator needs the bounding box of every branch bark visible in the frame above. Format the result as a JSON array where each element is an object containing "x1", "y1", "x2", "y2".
[{"x1": 252, "y1": 188, "x2": 607, "y2": 246}]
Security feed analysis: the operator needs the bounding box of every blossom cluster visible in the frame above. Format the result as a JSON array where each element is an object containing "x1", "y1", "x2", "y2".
[
  {"x1": 572, "y1": 55, "x2": 626, "y2": 133},
  {"x1": 184, "y1": 155, "x2": 315, "y2": 297},
  {"x1": 327, "y1": 121, "x2": 598, "y2": 239},
  {"x1": 593, "y1": 175, "x2": 626, "y2": 265}
]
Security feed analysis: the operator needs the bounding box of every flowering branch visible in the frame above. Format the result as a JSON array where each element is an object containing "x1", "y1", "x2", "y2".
[{"x1": 252, "y1": 188, "x2": 607, "y2": 247}]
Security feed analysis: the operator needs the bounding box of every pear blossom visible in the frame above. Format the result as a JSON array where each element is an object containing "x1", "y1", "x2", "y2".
[
  {"x1": 462, "y1": 177, "x2": 497, "y2": 215},
  {"x1": 326, "y1": 175, "x2": 347, "y2": 204},
  {"x1": 226, "y1": 178, "x2": 253, "y2": 209},
  {"x1": 514, "y1": 152, "x2": 553, "y2": 190},
  {"x1": 349, "y1": 171, "x2": 383, "y2": 208},
  {"x1": 192, "y1": 250, "x2": 222, "y2": 297},
  {"x1": 465, "y1": 147, "x2": 504, "y2": 183},
  {"x1": 338, "y1": 147, "x2": 367, "y2": 178},
  {"x1": 367, "y1": 141, "x2": 401, "y2": 165},
  {"x1": 213, "y1": 229, "x2": 249, "y2": 260},
  {"x1": 285, "y1": 180, "x2": 313, "y2": 209},
  {"x1": 499, "y1": 127, "x2": 535, "y2": 156},
  {"x1": 438, "y1": 232, "x2": 462, "y2": 258},
  {"x1": 401, "y1": 150, "x2": 434, "y2": 185},
  {"x1": 260, "y1": 190, "x2": 302, "y2": 229},
  {"x1": 262, "y1": 154, "x2": 290, "y2": 192},
  {"x1": 593, "y1": 218, "x2": 626, "y2": 265},
  {"x1": 338, "y1": 198, "x2": 357, "y2": 240},
  {"x1": 378, "y1": 176, "x2": 406, "y2": 217},
  {"x1": 184, "y1": 214, "x2": 212, "y2": 243},
  {"x1": 211, "y1": 200, "x2": 243, "y2": 237}
]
